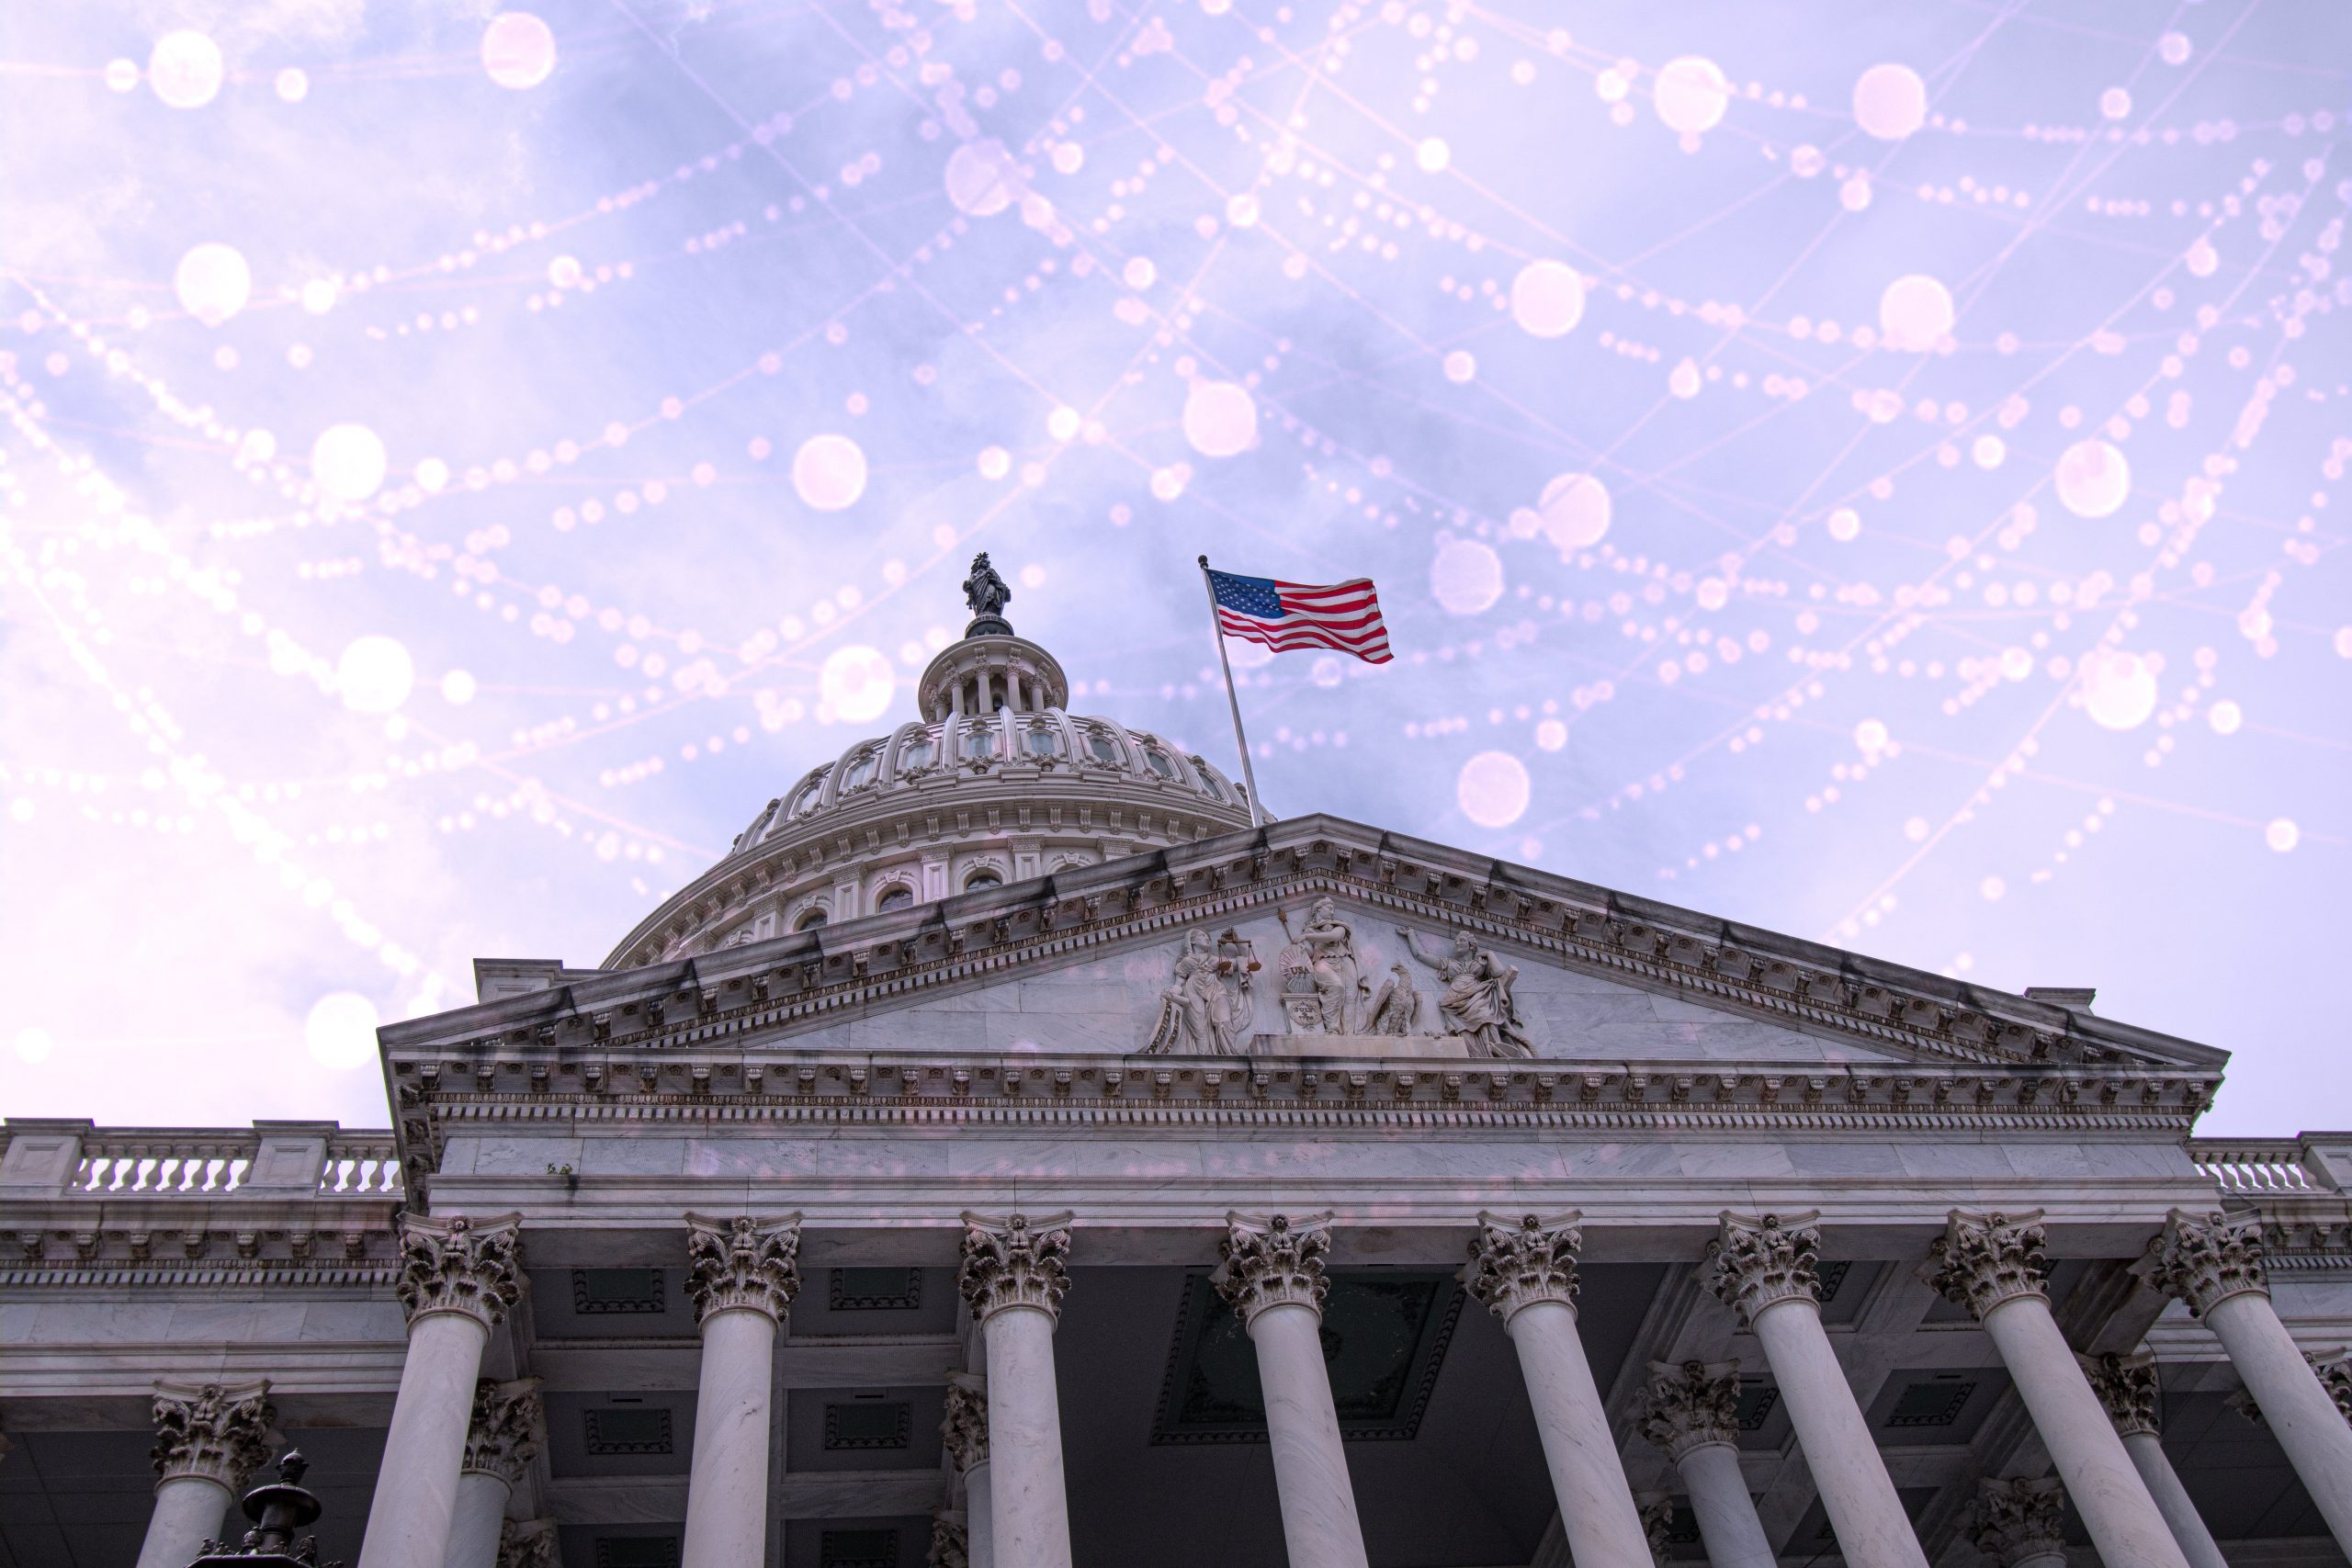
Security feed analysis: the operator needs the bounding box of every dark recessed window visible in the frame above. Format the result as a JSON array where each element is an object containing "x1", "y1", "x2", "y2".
[
  {"x1": 796, "y1": 908, "x2": 829, "y2": 931},
  {"x1": 1086, "y1": 730, "x2": 1122, "y2": 765},
  {"x1": 875, "y1": 886, "x2": 914, "y2": 912},
  {"x1": 572, "y1": 1269, "x2": 665, "y2": 1315},
  {"x1": 964, "y1": 870, "x2": 1001, "y2": 891},
  {"x1": 584, "y1": 1408, "x2": 673, "y2": 1455},
  {"x1": 962, "y1": 726, "x2": 994, "y2": 760},
  {"x1": 1816, "y1": 1259, "x2": 1852, "y2": 1303},
  {"x1": 594, "y1": 1539, "x2": 678, "y2": 1568},
  {"x1": 1734, "y1": 1380, "x2": 1779, "y2": 1430},
  {"x1": 1191, "y1": 761, "x2": 1225, "y2": 800},
  {"x1": 1142, "y1": 749, "x2": 1177, "y2": 778},
  {"x1": 899, "y1": 739, "x2": 933, "y2": 771},
  {"x1": 831, "y1": 1268, "x2": 922, "y2": 1311},
  {"x1": 820, "y1": 1529, "x2": 899, "y2": 1568},
  {"x1": 1886, "y1": 1380, "x2": 1975, "y2": 1427},
  {"x1": 823, "y1": 1401, "x2": 912, "y2": 1450},
  {"x1": 841, "y1": 751, "x2": 876, "y2": 789}
]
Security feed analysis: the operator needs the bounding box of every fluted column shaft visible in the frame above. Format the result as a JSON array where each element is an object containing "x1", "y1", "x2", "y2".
[
  {"x1": 445, "y1": 1473, "x2": 511, "y2": 1568},
  {"x1": 140, "y1": 1381, "x2": 275, "y2": 1568},
  {"x1": 1216, "y1": 1213, "x2": 1368, "y2": 1568},
  {"x1": 1712, "y1": 1213, "x2": 1928, "y2": 1568},
  {"x1": 1678, "y1": 1443, "x2": 1774, "y2": 1568},
  {"x1": 2146, "y1": 1209, "x2": 2352, "y2": 1551},
  {"x1": 1464, "y1": 1213, "x2": 1648, "y2": 1568},
  {"x1": 358, "y1": 1215, "x2": 524, "y2": 1568},
  {"x1": 2120, "y1": 1431, "x2": 2227, "y2": 1568},
  {"x1": 960, "y1": 1213, "x2": 1074, "y2": 1568},
  {"x1": 678, "y1": 1214, "x2": 800, "y2": 1568},
  {"x1": 1923, "y1": 1209, "x2": 2191, "y2": 1568}
]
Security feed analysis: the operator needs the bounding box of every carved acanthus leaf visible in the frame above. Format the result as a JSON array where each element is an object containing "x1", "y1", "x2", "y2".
[
  {"x1": 1639, "y1": 1360, "x2": 1743, "y2": 1461},
  {"x1": 461, "y1": 1379, "x2": 543, "y2": 1485},
  {"x1": 1707, "y1": 1211, "x2": 1822, "y2": 1326},
  {"x1": 684, "y1": 1213, "x2": 802, "y2": 1324},
  {"x1": 958, "y1": 1212, "x2": 1073, "y2": 1322},
  {"x1": 2141, "y1": 1209, "x2": 2268, "y2": 1319},
  {"x1": 1923, "y1": 1208, "x2": 2050, "y2": 1320},
  {"x1": 152, "y1": 1381, "x2": 276, "y2": 1489},
  {"x1": 940, "y1": 1372, "x2": 989, "y2": 1471},
  {"x1": 1461, "y1": 1211, "x2": 1582, "y2": 1321},
  {"x1": 394, "y1": 1213, "x2": 524, "y2": 1330},
  {"x1": 2077, "y1": 1350, "x2": 2161, "y2": 1438},
  {"x1": 1213, "y1": 1211, "x2": 1332, "y2": 1325},
  {"x1": 1964, "y1": 1476, "x2": 2066, "y2": 1567}
]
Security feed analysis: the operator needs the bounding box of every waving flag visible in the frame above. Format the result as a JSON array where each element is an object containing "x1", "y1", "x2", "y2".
[{"x1": 1204, "y1": 569, "x2": 1393, "y2": 664}]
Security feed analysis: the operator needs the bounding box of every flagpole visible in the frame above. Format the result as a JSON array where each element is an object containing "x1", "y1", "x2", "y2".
[{"x1": 1198, "y1": 555, "x2": 1267, "y2": 828}]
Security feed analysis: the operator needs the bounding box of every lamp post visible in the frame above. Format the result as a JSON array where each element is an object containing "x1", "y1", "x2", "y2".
[{"x1": 187, "y1": 1450, "x2": 335, "y2": 1567}]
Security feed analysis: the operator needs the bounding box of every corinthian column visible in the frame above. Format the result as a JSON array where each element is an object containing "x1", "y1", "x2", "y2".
[
  {"x1": 941, "y1": 1372, "x2": 994, "y2": 1568},
  {"x1": 1213, "y1": 1213, "x2": 1368, "y2": 1568},
  {"x1": 1462, "y1": 1213, "x2": 1649, "y2": 1568},
  {"x1": 358, "y1": 1213, "x2": 524, "y2": 1568},
  {"x1": 1709, "y1": 1212, "x2": 1927, "y2": 1568},
  {"x1": 1637, "y1": 1361, "x2": 1774, "y2": 1568},
  {"x1": 678, "y1": 1213, "x2": 800, "y2": 1568},
  {"x1": 445, "y1": 1380, "x2": 541, "y2": 1568},
  {"x1": 1963, "y1": 1477, "x2": 2066, "y2": 1568},
  {"x1": 2079, "y1": 1351, "x2": 2228, "y2": 1568},
  {"x1": 1922, "y1": 1209, "x2": 2188, "y2": 1568},
  {"x1": 2143, "y1": 1210, "x2": 2352, "y2": 1549},
  {"x1": 958, "y1": 1212, "x2": 1075, "y2": 1568},
  {"x1": 139, "y1": 1381, "x2": 275, "y2": 1568},
  {"x1": 497, "y1": 1519, "x2": 560, "y2": 1568}
]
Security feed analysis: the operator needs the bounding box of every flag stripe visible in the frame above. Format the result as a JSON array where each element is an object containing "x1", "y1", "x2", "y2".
[{"x1": 1206, "y1": 567, "x2": 1393, "y2": 665}]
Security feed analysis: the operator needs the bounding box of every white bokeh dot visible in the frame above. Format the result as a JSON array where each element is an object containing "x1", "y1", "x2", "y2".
[
  {"x1": 2055, "y1": 439, "x2": 2132, "y2": 518},
  {"x1": 793, "y1": 434, "x2": 868, "y2": 510},
  {"x1": 1510, "y1": 261, "x2": 1587, "y2": 338},
  {"x1": 175, "y1": 243, "x2": 251, "y2": 327},
  {"x1": 1430, "y1": 539, "x2": 1504, "y2": 615},
  {"x1": 1853, "y1": 62, "x2": 1927, "y2": 139},
  {"x1": 481, "y1": 12, "x2": 557, "y2": 89},
  {"x1": 1457, "y1": 750, "x2": 1532, "y2": 829},
  {"x1": 338, "y1": 636, "x2": 415, "y2": 714},
  {"x1": 305, "y1": 993, "x2": 380, "y2": 1070},
  {"x1": 149, "y1": 31, "x2": 223, "y2": 109},
  {"x1": 1655, "y1": 55, "x2": 1730, "y2": 134},
  {"x1": 312, "y1": 423, "x2": 388, "y2": 502},
  {"x1": 1854, "y1": 718, "x2": 1889, "y2": 752},
  {"x1": 1183, "y1": 381, "x2": 1259, "y2": 457},
  {"x1": 1537, "y1": 473, "x2": 1611, "y2": 551},
  {"x1": 945, "y1": 141, "x2": 1020, "y2": 217},
  {"x1": 2080, "y1": 649, "x2": 2157, "y2": 730},
  {"x1": 1878, "y1": 274, "x2": 1953, "y2": 351},
  {"x1": 2266, "y1": 818, "x2": 2300, "y2": 852},
  {"x1": 820, "y1": 645, "x2": 895, "y2": 724},
  {"x1": 441, "y1": 669, "x2": 479, "y2": 705}
]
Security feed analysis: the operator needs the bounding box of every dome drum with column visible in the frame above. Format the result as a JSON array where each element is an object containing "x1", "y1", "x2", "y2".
[{"x1": 605, "y1": 615, "x2": 1257, "y2": 968}]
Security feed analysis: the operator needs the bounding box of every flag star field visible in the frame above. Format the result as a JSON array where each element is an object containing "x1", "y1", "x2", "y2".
[{"x1": 1, "y1": 0, "x2": 2346, "y2": 1134}]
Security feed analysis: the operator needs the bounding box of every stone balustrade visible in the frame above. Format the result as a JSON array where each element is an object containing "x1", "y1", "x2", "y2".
[
  {"x1": 2, "y1": 1120, "x2": 402, "y2": 1199},
  {"x1": 2188, "y1": 1135, "x2": 2352, "y2": 1197}
]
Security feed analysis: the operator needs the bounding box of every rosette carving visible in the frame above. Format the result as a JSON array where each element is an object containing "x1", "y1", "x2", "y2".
[
  {"x1": 394, "y1": 1213, "x2": 524, "y2": 1330},
  {"x1": 958, "y1": 1212, "x2": 1073, "y2": 1323},
  {"x1": 1638, "y1": 1359, "x2": 1743, "y2": 1462},
  {"x1": 1923, "y1": 1208, "x2": 2050, "y2": 1321},
  {"x1": 1707, "y1": 1211, "x2": 1823, "y2": 1325},
  {"x1": 2077, "y1": 1349, "x2": 2161, "y2": 1438},
  {"x1": 1462, "y1": 1211, "x2": 1582, "y2": 1322},
  {"x1": 1963, "y1": 1476, "x2": 2066, "y2": 1567},
  {"x1": 940, "y1": 1371, "x2": 989, "y2": 1472},
  {"x1": 151, "y1": 1380, "x2": 276, "y2": 1489},
  {"x1": 2142, "y1": 1209, "x2": 2268, "y2": 1318},
  {"x1": 1213, "y1": 1211, "x2": 1332, "y2": 1326},
  {"x1": 461, "y1": 1378, "x2": 543, "y2": 1486},
  {"x1": 684, "y1": 1213, "x2": 802, "y2": 1324}
]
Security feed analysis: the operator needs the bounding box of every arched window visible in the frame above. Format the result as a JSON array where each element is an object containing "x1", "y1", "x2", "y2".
[
  {"x1": 1189, "y1": 758, "x2": 1226, "y2": 800},
  {"x1": 876, "y1": 885, "x2": 914, "y2": 912},
  {"x1": 1086, "y1": 729, "x2": 1123, "y2": 765},
  {"x1": 795, "y1": 908, "x2": 830, "y2": 931},
  {"x1": 1026, "y1": 725, "x2": 1064, "y2": 758},
  {"x1": 787, "y1": 770, "x2": 829, "y2": 816},
  {"x1": 1142, "y1": 748, "x2": 1178, "y2": 779},
  {"x1": 899, "y1": 736, "x2": 933, "y2": 771},
  {"x1": 964, "y1": 869, "x2": 1003, "y2": 891},
  {"x1": 963, "y1": 724, "x2": 996, "y2": 761},
  {"x1": 841, "y1": 750, "x2": 877, "y2": 789}
]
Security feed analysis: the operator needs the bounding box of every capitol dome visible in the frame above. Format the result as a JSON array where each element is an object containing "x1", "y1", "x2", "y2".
[{"x1": 604, "y1": 562, "x2": 1260, "y2": 967}]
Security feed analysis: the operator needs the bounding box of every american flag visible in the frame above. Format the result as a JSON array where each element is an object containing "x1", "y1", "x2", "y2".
[{"x1": 1205, "y1": 569, "x2": 1392, "y2": 664}]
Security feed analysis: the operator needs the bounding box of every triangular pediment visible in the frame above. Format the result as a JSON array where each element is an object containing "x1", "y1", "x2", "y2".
[{"x1": 388, "y1": 816, "x2": 2227, "y2": 1082}]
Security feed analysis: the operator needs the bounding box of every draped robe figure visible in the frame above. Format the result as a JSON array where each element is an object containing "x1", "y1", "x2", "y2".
[{"x1": 1397, "y1": 928, "x2": 1536, "y2": 1059}]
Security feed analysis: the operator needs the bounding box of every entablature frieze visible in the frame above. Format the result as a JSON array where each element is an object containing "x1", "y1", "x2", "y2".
[{"x1": 382, "y1": 817, "x2": 2223, "y2": 1089}]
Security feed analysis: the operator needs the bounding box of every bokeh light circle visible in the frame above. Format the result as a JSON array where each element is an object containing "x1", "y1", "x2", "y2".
[
  {"x1": 945, "y1": 141, "x2": 1019, "y2": 217},
  {"x1": 1853, "y1": 62, "x2": 1927, "y2": 139},
  {"x1": 1538, "y1": 473, "x2": 1611, "y2": 551},
  {"x1": 305, "y1": 992, "x2": 381, "y2": 1069},
  {"x1": 481, "y1": 13, "x2": 557, "y2": 90},
  {"x1": 1430, "y1": 539, "x2": 1504, "y2": 615},
  {"x1": 1655, "y1": 56, "x2": 1730, "y2": 134},
  {"x1": 175, "y1": 243, "x2": 252, "y2": 327},
  {"x1": 819, "y1": 645, "x2": 895, "y2": 724},
  {"x1": 1183, "y1": 381, "x2": 1259, "y2": 457},
  {"x1": 2081, "y1": 649, "x2": 2158, "y2": 730},
  {"x1": 148, "y1": 31, "x2": 223, "y2": 109},
  {"x1": 2055, "y1": 439, "x2": 2132, "y2": 518},
  {"x1": 1878, "y1": 274, "x2": 1953, "y2": 351},
  {"x1": 793, "y1": 434, "x2": 868, "y2": 511},
  {"x1": 311, "y1": 423, "x2": 388, "y2": 502},
  {"x1": 1457, "y1": 751, "x2": 1532, "y2": 829},
  {"x1": 337, "y1": 636, "x2": 415, "y2": 714},
  {"x1": 1510, "y1": 261, "x2": 1587, "y2": 337}
]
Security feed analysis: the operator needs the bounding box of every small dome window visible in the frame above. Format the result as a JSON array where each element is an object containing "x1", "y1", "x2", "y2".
[
  {"x1": 964, "y1": 869, "x2": 1003, "y2": 891},
  {"x1": 899, "y1": 737, "x2": 933, "y2": 771},
  {"x1": 795, "y1": 908, "x2": 830, "y2": 931},
  {"x1": 1086, "y1": 729, "x2": 1123, "y2": 765},
  {"x1": 1190, "y1": 759, "x2": 1226, "y2": 800},
  {"x1": 876, "y1": 885, "x2": 915, "y2": 912},
  {"x1": 842, "y1": 750, "x2": 877, "y2": 789},
  {"x1": 787, "y1": 769, "x2": 829, "y2": 816},
  {"x1": 1026, "y1": 726, "x2": 1064, "y2": 758},
  {"x1": 1142, "y1": 748, "x2": 1178, "y2": 779},
  {"x1": 963, "y1": 724, "x2": 996, "y2": 761}
]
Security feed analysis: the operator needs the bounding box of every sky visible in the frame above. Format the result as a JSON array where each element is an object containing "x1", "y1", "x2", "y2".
[{"x1": 1, "y1": 0, "x2": 2346, "y2": 1137}]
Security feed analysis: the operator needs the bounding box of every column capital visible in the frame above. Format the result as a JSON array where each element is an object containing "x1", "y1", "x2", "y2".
[
  {"x1": 497, "y1": 1518, "x2": 560, "y2": 1568},
  {"x1": 1637, "y1": 1493, "x2": 1674, "y2": 1567},
  {"x1": 461, "y1": 1378, "x2": 543, "y2": 1486},
  {"x1": 927, "y1": 1508, "x2": 969, "y2": 1568},
  {"x1": 1461, "y1": 1211, "x2": 1582, "y2": 1322},
  {"x1": 1212, "y1": 1211, "x2": 1332, "y2": 1326},
  {"x1": 958, "y1": 1211, "x2": 1073, "y2": 1323},
  {"x1": 151, "y1": 1380, "x2": 275, "y2": 1491},
  {"x1": 1639, "y1": 1359, "x2": 1743, "y2": 1462},
  {"x1": 1963, "y1": 1476, "x2": 2066, "y2": 1567},
  {"x1": 2076, "y1": 1349, "x2": 2162, "y2": 1438},
  {"x1": 394, "y1": 1212, "x2": 524, "y2": 1331},
  {"x1": 2224, "y1": 1345, "x2": 2352, "y2": 1428},
  {"x1": 2140, "y1": 1209, "x2": 2268, "y2": 1319},
  {"x1": 1707, "y1": 1210, "x2": 1823, "y2": 1326},
  {"x1": 1922, "y1": 1207, "x2": 2050, "y2": 1320},
  {"x1": 940, "y1": 1371, "x2": 989, "y2": 1472},
  {"x1": 684, "y1": 1213, "x2": 802, "y2": 1324}
]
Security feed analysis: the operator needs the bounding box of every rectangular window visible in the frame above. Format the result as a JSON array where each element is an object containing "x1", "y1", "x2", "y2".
[
  {"x1": 583, "y1": 1408, "x2": 673, "y2": 1455},
  {"x1": 823, "y1": 1401, "x2": 912, "y2": 1450},
  {"x1": 571, "y1": 1269, "x2": 665, "y2": 1314},
  {"x1": 1886, "y1": 1380, "x2": 1976, "y2": 1427},
  {"x1": 820, "y1": 1529, "x2": 899, "y2": 1568},
  {"x1": 829, "y1": 1268, "x2": 922, "y2": 1312},
  {"x1": 594, "y1": 1540, "x2": 678, "y2": 1568}
]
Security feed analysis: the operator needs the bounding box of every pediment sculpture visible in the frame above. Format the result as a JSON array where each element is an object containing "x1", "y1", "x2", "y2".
[
  {"x1": 1147, "y1": 928, "x2": 1261, "y2": 1055},
  {"x1": 1397, "y1": 926, "x2": 1536, "y2": 1060}
]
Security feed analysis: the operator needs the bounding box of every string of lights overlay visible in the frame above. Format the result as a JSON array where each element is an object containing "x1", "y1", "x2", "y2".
[{"x1": 1, "y1": 0, "x2": 2345, "y2": 1132}]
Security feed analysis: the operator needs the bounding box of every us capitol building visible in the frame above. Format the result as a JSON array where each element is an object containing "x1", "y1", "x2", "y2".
[{"x1": 6, "y1": 573, "x2": 2352, "y2": 1568}]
